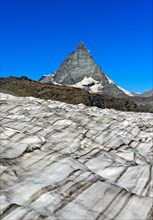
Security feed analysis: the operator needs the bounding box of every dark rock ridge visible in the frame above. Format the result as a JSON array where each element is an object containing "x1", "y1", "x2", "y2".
[
  {"x1": 0, "y1": 76, "x2": 145, "y2": 112},
  {"x1": 39, "y1": 42, "x2": 133, "y2": 97},
  {"x1": 130, "y1": 89, "x2": 153, "y2": 111}
]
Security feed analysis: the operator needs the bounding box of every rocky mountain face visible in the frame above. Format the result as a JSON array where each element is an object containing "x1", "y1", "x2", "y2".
[
  {"x1": 54, "y1": 42, "x2": 108, "y2": 85},
  {"x1": 39, "y1": 72, "x2": 55, "y2": 84},
  {"x1": 1, "y1": 93, "x2": 153, "y2": 220},
  {"x1": 39, "y1": 42, "x2": 133, "y2": 97}
]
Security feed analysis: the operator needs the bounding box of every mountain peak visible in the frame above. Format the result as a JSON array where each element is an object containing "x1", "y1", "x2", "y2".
[
  {"x1": 39, "y1": 42, "x2": 133, "y2": 97},
  {"x1": 77, "y1": 41, "x2": 88, "y2": 51}
]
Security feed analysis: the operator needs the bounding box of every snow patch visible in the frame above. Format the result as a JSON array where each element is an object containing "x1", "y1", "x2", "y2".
[
  {"x1": 72, "y1": 77, "x2": 103, "y2": 93},
  {"x1": 134, "y1": 92, "x2": 141, "y2": 94},
  {"x1": 75, "y1": 77, "x2": 99, "y2": 86},
  {"x1": 90, "y1": 84, "x2": 103, "y2": 93},
  {"x1": 43, "y1": 74, "x2": 51, "y2": 77},
  {"x1": 105, "y1": 75, "x2": 115, "y2": 84}
]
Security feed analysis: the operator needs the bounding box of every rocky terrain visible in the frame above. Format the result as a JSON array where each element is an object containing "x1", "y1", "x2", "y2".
[
  {"x1": 0, "y1": 76, "x2": 143, "y2": 112},
  {"x1": 131, "y1": 89, "x2": 153, "y2": 110},
  {"x1": 0, "y1": 93, "x2": 153, "y2": 220},
  {"x1": 130, "y1": 95, "x2": 153, "y2": 112}
]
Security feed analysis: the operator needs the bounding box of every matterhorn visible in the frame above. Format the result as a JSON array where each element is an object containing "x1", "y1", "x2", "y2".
[{"x1": 39, "y1": 42, "x2": 133, "y2": 97}]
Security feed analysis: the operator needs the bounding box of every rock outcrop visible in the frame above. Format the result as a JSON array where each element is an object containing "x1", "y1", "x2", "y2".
[
  {"x1": 39, "y1": 72, "x2": 55, "y2": 84},
  {"x1": 0, "y1": 93, "x2": 153, "y2": 220}
]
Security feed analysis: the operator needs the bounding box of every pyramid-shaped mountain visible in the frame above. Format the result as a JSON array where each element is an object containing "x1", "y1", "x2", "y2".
[{"x1": 39, "y1": 42, "x2": 133, "y2": 97}]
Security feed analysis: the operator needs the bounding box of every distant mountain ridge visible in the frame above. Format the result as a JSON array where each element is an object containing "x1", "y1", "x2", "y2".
[
  {"x1": 138, "y1": 89, "x2": 153, "y2": 97},
  {"x1": 39, "y1": 42, "x2": 133, "y2": 97}
]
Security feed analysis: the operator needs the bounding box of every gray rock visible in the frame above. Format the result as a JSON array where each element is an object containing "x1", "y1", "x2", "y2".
[
  {"x1": 55, "y1": 42, "x2": 108, "y2": 84},
  {"x1": 39, "y1": 71, "x2": 55, "y2": 84}
]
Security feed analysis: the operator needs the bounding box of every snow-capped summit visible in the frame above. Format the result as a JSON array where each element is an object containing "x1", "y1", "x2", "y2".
[{"x1": 39, "y1": 42, "x2": 133, "y2": 97}]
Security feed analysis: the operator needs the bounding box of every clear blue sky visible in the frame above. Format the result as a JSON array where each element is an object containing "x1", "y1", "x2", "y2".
[{"x1": 1, "y1": 0, "x2": 152, "y2": 93}]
